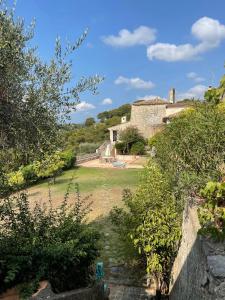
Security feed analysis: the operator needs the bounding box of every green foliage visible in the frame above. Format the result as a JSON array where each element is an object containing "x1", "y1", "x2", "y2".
[
  {"x1": 105, "y1": 116, "x2": 121, "y2": 127},
  {"x1": 60, "y1": 122, "x2": 109, "y2": 151},
  {"x1": 85, "y1": 117, "x2": 95, "y2": 127},
  {"x1": 110, "y1": 160, "x2": 181, "y2": 292},
  {"x1": 59, "y1": 104, "x2": 132, "y2": 152},
  {"x1": 115, "y1": 142, "x2": 126, "y2": 154},
  {"x1": 20, "y1": 164, "x2": 38, "y2": 183},
  {"x1": 130, "y1": 142, "x2": 145, "y2": 155},
  {"x1": 153, "y1": 103, "x2": 225, "y2": 194},
  {"x1": 0, "y1": 185, "x2": 100, "y2": 296},
  {"x1": 7, "y1": 170, "x2": 25, "y2": 188},
  {"x1": 33, "y1": 152, "x2": 65, "y2": 183},
  {"x1": 118, "y1": 126, "x2": 146, "y2": 154},
  {"x1": 198, "y1": 181, "x2": 225, "y2": 241},
  {"x1": 0, "y1": 3, "x2": 103, "y2": 170},
  {"x1": 97, "y1": 104, "x2": 131, "y2": 122},
  {"x1": 59, "y1": 150, "x2": 76, "y2": 170},
  {"x1": 78, "y1": 143, "x2": 100, "y2": 154},
  {"x1": 204, "y1": 73, "x2": 225, "y2": 104}
]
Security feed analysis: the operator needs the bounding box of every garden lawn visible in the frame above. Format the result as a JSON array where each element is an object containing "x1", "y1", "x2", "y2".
[
  {"x1": 27, "y1": 166, "x2": 140, "y2": 220},
  {"x1": 27, "y1": 166, "x2": 142, "y2": 280}
]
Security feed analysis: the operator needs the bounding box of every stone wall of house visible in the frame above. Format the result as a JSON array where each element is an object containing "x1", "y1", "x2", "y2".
[
  {"x1": 169, "y1": 204, "x2": 225, "y2": 300},
  {"x1": 130, "y1": 104, "x2": 166, "y2": 138},
  {"x1": 165, "y1": 106, "x2": 186, "y2": 116}
]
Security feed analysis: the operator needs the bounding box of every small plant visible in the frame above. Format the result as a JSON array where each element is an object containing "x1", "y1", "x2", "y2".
[
  {"x1": 0, "y1": 183, "x2": 100, "y2": 298},
  {"x1": 198, "y1": 181, "x2": 225, "y2": 241}
]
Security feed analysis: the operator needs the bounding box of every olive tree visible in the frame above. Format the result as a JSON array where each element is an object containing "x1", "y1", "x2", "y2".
[{"x1": 0, "y1": 2, "x2": 103, "y2": 170}]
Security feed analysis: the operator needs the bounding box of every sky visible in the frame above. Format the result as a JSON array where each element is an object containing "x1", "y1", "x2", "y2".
[{"x1": 14, "y1": 0, "x2": 225, "y2": 123}]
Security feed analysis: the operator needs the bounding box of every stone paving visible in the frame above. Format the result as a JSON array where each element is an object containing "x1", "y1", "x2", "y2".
[{"x1": 108, "y1": 283, "x2": 153, "y2": 300}]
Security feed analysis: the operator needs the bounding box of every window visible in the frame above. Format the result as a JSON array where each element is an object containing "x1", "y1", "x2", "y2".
[{"x1": 113, "y1": 130, "x2": 118, "y2": 142}]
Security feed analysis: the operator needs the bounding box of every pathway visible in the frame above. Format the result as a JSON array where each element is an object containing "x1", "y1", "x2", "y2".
[{"x1": 96, "y1": 184, "x2": 155, "y2": 299}]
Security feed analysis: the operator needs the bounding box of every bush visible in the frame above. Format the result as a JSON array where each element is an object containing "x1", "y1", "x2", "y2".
[
  {"x1": 115, "y1": 142, "x2": 126, "y2": 154},
  {"x1": 130, "y1": 142, "x2": 145, "y2": 155},
  {"x1": 0, "y1": 185, "x2": 100, "y2": 297},
  {"x1": 33, "y1": 152, "x2": 65, "y2": 183},
  {"x1": 20, "y1": 164, "x2": 38, "y2": 183},
  {"x1": 59, "y1": 150, "x2": 76, "y2": 170},
  {"x1": 153, "y1": 103, "x2": 225, "y2": 194},
  {"x1": 119, "y1": 126, "x2": 146, "y2": 154},
  {"x1": 198, "y1": 181, "x2": 225, "y2": 241},
  {"x1": 7, "y1": 170, "x2": 25, "y2": 188},
  {"x1": 110, "y1": 160, "x2": 181, "y2": 294}
]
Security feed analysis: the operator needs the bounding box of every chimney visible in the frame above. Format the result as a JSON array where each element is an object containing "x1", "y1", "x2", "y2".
[
  {"x1": 169, "y1": 88, "x2": 176, "y2": 104},
  {"x1": 121, "y1": 116, "x2": 127, "y2": 124}
]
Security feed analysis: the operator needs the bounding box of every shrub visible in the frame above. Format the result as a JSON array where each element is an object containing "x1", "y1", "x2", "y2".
[
  {"x1": 0, "y1": 185, "x2": 100, "y2": 297},
  {"x1": 119, "y1": 126, "x2": 146, "y2": 154},
  {"x1": 115, "y1": 142, "x2": 126, "y2": 154},
  {"x1": 33, "y1": 152, "x2": 65, "y2": 183},
  {"x1": 198, "y1": 181, "x2": 225, "y2": 241},
  {"x1": 110, "y1": 160, "x2": 181, "y2": 295},
  {"x1": 130, "y1": 142, "x2": 145, "y2": 155},
  {"x1": 59, "y1": 150, "x2": 76, "y2": 170},
  {"x1": 7, "y1": 170, "x2": 25, "y2": 188},
  {"x1": 153, "y1": 103, "x2": 225, "y2": 194},
  {"x1": 20, "y1": 164, "x2": 38, "y2": 183}
]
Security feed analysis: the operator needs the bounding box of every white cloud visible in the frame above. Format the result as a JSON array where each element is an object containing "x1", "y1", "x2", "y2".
[
  {"x1": 137, "y1": 95, "x2": 166, "y2": 100},
  {"x1": 147, "y1": 17, "x2": 225, "y2": 61},
  {"x1": 76, "y1": 101, "x2": 95, "y2": 111},
  {"x1": 102, "y1": 98, "x2": 113, "y2": 105},
  {"x1": 191, "y1": 16, "x2": 225, "y2": 45},
  {"x1": 115, "y1": 76, "x2": 155, "y2": 89},
  {"x1": 102, "y1": 26, "x2": 156, "y2": 47},
  {"x1": 187, "y1": 72, "x2": 205, "y2": 83},
  {"x1": 178, "y1": 84, "x2": 208, "y2": 99}
]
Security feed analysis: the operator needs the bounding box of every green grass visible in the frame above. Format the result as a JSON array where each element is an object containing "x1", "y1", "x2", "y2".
[
  {"x1": 28, "y1": 166, "x2": 142, "y2": 276},
  {"x1": 31, "y1": 166, "x2": 140, "y2": 194}
]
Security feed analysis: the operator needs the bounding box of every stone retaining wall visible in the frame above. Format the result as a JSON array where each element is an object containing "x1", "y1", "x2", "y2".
[
  {"x1": 169, "y1": 204, "x2": 225, "y2": 300},
  {"x1": 33, "y1": 282, "x2": 107, "y2": 300}
]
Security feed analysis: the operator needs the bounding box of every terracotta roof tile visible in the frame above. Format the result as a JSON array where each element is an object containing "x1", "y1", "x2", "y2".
[{"x1": 133, "y1": 99, "x2": 169, "y2": 106}]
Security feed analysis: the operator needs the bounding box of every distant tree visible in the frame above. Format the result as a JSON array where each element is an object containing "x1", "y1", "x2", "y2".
[
  {"x1": 85, "y1": 117, "x2": 95, "y2": 127},
  {"x1": 97, "y1": 104, "x2": 131, "y2": 122}
]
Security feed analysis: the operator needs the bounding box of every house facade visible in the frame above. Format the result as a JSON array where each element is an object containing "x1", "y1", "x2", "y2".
[{"x1": 108, "y1": 94, "x2": 189, "y2": 144}]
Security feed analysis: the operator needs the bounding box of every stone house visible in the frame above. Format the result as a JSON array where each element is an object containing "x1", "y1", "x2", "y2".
[{"x1": 108, "y1": 90, "x2": 189, "y2": 143}]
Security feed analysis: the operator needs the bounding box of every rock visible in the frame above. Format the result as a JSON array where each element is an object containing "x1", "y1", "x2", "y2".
[
  {"x1": 215, "y1": 282, "x2": 225, "y2": 298},
  {"x1": 207, "y1": 255, "x2": 225, "y2": 278}
]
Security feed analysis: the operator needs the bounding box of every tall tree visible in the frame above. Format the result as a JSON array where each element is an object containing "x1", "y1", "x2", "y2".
[{"x1": 0, "y1": 2, "x2": 103, "y2": 169}]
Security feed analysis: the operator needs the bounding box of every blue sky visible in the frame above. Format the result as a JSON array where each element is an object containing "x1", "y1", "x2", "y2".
[{"x1": 15, "y1": 0, "x2": 225, "y2": 123}]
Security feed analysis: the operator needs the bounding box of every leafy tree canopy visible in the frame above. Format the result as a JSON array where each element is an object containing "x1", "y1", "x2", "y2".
[
  {"x1": 0, "y1": 2, "x2": 103, "y2": 168},
  {"x1": 85, "y1": 117, "x2": 95, "y2": 127},
  {"x1": 97, "y1": 103, "x2": 131, "y2": 122}
]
